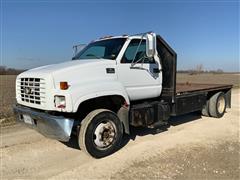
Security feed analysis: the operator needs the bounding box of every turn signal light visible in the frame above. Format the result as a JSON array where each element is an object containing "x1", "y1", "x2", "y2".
[{"x1": 60, "y1": 82, "x2": 69, "y2": 90}]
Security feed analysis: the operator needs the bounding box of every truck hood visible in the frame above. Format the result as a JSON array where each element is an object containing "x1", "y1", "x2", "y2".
[
  {"x1": 16, "y1": 58, "x2": 118, "y2": 112},
  {"x1": 27, "y1": 59, "x2": 112, "y2": 74},
  {"x1": 18, "y1": 59, "x2": 117, "y2": 91}
]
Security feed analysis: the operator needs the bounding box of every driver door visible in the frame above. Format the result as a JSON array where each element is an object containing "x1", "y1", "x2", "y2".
[{"x1": 117, "y1": 39, "x2": 162, "y2": 101}]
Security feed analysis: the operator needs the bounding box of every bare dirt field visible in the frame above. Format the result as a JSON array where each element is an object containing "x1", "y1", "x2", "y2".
[
  {"x1": 1, "y1": 89, "x2": 239, "y2": 179},
  {"x1": 0, "y1": 75, "x2": 17, "y2": 125},
  {"x1": 177, "y1": 73, "x2": 240, "y2": 88}
]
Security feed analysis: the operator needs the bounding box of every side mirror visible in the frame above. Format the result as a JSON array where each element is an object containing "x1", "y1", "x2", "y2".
[{"x1": 145, "y1": 33, "x2": 156, "y2": 58}]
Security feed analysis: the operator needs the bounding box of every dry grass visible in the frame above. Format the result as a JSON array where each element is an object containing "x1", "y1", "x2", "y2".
[
  {"x1": 177, "y1": 73, "x2": 240, "y2": 88},
  {"x1": 0, "y1": 75, "x2": 17, "y2": 125},
  {"x1": 0, "y1": 73, "x2": 239, "y2": 126}
]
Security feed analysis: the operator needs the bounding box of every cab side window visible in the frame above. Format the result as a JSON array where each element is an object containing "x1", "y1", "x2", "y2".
[{"x1": 122, "y1": 39, "x2": 149, "y2": 63}]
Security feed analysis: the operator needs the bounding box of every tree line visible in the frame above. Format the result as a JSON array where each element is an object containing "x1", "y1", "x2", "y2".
[
  {"x1": 0, "y1": 66, "x2": 25, "y2": 75},
  {"x1": 0, "y1": 64, "x2": 226, "y2": 75},
  {"x1": 177, "y1": 64, "x2": 224, "y2": 75}
]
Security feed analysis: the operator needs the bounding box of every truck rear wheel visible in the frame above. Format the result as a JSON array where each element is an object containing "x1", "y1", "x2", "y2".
[
  {"x1": 78, "y1": 109, "x2": 123, "y2": 158},
  {"x1": 209, "y1": 92, "x2": 226, "y2": 118},
  {"x1": 201, "y1": 100, "x2": 210, "y2": 117}
]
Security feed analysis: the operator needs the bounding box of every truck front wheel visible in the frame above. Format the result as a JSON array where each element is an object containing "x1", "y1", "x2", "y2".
[{"x1": 78, "y1": 109, "x2": 123, "y2": 158}]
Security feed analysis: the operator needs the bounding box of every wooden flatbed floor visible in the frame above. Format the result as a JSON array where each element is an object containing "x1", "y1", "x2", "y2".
[{"x1": 176, "y1": 83, "x2": 232, "y2": 94}]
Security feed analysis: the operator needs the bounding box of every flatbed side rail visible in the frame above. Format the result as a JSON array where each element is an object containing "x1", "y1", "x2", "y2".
[
  {"x1": 176, "y1": 83, "x2": 233, "y2": 95},
  {"x1": 172, "y1": 84, "x2": 232, "y2": 116}
]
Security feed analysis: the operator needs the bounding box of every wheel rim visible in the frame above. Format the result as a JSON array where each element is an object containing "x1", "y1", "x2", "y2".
[
  {"x1": 93, "y1": 121, "x2": 117, "y2": 149},
  {"x1": 217, "y1": 96, "x2": 225, "y2": 114}
]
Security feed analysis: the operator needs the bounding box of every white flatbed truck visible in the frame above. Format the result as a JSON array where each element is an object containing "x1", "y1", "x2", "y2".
[{"x1": 14, "y1": 32, "x2": 232, "y2": 158}]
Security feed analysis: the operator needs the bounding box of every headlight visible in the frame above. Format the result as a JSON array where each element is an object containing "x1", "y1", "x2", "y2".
[{"x1": 54, "y1": 96, "x2": 66, "y2": 109}]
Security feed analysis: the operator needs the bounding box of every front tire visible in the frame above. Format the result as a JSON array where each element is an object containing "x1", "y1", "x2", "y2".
[
  {"x1": 209, "y1": 92, "x2": 226, "y2": 118},
  {"x1": 78, "y1": 109, "x2": 123, "y2": 158}
]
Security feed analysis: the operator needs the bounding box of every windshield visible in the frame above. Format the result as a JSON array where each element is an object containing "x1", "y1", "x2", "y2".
[{"x1": 72, "y1": 38, "x2": 126, "y2": 60}]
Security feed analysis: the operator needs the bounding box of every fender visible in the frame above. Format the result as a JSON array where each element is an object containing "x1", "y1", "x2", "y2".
[
  {"x1": 72, "y1": 81, "x2": 130, "y2": 112},
  {"x1": 71, "y1": 81, "x2": 130, "y2": 134}
]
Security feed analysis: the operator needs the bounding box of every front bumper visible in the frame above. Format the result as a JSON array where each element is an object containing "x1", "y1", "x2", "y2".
[{"x1": 13, "y1": 104, "x2": 74, "y2": 142}]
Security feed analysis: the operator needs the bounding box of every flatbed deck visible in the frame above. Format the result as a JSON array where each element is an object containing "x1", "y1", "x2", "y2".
[{"x1": 176, "y1": 83, "x2": 232, "y2": 95}]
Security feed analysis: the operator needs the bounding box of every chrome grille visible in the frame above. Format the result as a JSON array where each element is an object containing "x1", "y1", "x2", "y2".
[{"x1": 17, "y1": 78, "x2": 46, "y2": 105}]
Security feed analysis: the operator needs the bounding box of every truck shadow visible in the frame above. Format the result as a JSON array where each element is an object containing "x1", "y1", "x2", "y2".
[
  {"x1": 120, "y1": 112, "x2": 202, "y2": 148},
  {"x1": 61, "y1": 135, "x2": 80, "y2": 150},
  {"x1": 62, "y1": 112, "x2": 202, "y2": 151}
]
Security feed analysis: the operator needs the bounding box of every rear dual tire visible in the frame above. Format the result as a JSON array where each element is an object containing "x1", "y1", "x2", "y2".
[
  {"x1": 202, "y1": 92, "x2": 226, "y2": 118},
  {"x1": 201, "y1": 100, "x2": 210, "y2": 117},
  {"x1": 209, "y1": 92, "x2": 226, "y2": 118}
]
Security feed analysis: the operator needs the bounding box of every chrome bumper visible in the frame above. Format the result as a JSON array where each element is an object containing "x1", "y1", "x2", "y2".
[{"x1": 13, "y1": 104, "x2": 74, "y2": 142}]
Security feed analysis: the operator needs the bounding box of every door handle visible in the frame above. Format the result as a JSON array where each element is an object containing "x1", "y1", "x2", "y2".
[{"x1": 153, "y1": 68, "x2": 161, "y2": 73}]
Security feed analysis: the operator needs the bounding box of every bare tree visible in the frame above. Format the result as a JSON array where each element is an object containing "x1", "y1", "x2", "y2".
[
  {"x1": 216, "y1": 69, "x2": 224, "y2": 73},
  {"x1": 0, "y1": 66, "x2": 25, "y2": 75},
  {"x1": 195, "y1": 64, "x2": 204, "y2": 74},
  {"x1": 0, "y1": 66, "x2": 6, "y2": 75}
]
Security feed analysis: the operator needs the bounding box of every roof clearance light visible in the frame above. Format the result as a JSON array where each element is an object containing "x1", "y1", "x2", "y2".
[{"x1": 99, "y1": 35, "x2": 113, "y2": 39}]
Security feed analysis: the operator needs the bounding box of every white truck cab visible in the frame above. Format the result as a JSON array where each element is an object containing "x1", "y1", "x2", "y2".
[
  {"x1": 14, "y1": 32, "x2": 232, "y2": 158},
  {"x1": 16, "y1": 33, "x2": 161, "y2": 112}
]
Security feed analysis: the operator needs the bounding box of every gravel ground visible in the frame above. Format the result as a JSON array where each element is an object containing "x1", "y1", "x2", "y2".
[
  {"x1": 1, "y1": 89, "x2": 239, "y2": 179},
  {"x1": 114, "y1": 141, "x2": 239, "y2": 180}
]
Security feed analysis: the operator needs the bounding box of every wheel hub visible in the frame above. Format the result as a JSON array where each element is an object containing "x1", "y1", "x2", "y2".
[
  {"x1": 217, "y1": 96, "x2": 225, "y2": 113},
  {"x1": 94, "y1": 121, "x2": 116, "y2": 148}
]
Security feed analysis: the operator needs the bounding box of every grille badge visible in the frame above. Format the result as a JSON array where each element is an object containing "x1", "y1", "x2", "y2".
[{"x1": 24, "y1": 87, "x2": 34, "y2": 95}]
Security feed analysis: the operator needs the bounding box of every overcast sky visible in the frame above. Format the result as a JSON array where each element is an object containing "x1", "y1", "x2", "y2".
[{"x1": 1, "y1": 0, "x2": 239, "y2": 72}]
